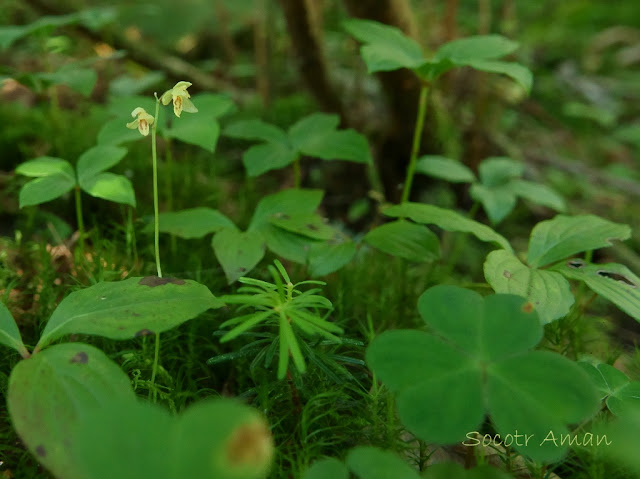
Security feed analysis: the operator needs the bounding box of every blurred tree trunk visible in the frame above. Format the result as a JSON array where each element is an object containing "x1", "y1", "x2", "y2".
[
  {"x1": 342, "y1": 0, "x2": 431, "y2": 202},
  {"x1": 277, "y1": 0, "x2": 345, "y2": 118}
]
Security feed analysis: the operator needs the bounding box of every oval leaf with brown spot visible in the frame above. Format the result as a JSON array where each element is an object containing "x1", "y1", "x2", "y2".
[
  {"x1": 8, "y1": 343, "x2": 135, "y2": 479},
  {"x1": 484, "y1": 250, "x2": 574, "y2": 324},
  {"x1": 35, "y1": 277, "x2": 224, "y2": 350},
  {"x1": 72, "y1": 398, "x2": 274, "y2": 479}
]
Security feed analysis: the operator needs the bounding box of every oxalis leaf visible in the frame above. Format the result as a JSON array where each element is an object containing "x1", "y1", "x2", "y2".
[
  {"x1": 578, "y1": 362, "x2": 640, "y2": 418},
  {"x1": 554, "y1": 259, "x2": 640, "y2": 323},
  {"x1": 384, "y1": 202, "x2": 512, "y2": 252},
  {"x1": 0, "y1": 301, "x2": 28, "y2": 356},
  {"x1": 527, "y1": 215, "x2": 631, "y2": 268},
  {"x1": 8, "y1": 343, "x2": 135, "y2": 479},
  {"x1": 366, "y1": 285, "x2": 599, "y2": 462},
  {"x1": 73, "y1": 398, "x2": 274, "y2": 479},
  {"x1": 35, "y1": 277, "x2": 224, "y2": 351},
  {"x1": 484, "y1": 250, "x2": 574, "y2": 324}
]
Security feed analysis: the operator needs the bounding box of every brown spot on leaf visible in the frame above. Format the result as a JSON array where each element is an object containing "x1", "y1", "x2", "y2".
[
  {"x1": 306, "y1": 223, "x2": 319, "y2": 231},
  {"x1": 35, "y1": 445, "x2": 46, "y2": 457},
  {"x1": 139, "y1": 276, "x2": 185, "y2": 287},
  {"x1": 275, "y1": 213, "x2": 290, "y2": 220},
  {"x1": 132, "y1": 312, "x2": 140, "y2": 317},
  {"x1": 567, "y1": 259, "x2": 585, "y2": 269},
  {"x1": 238, "y1": 267, "x2": 246, "y2": 273},
  {"x1": 226, "y1": 420, "x2": 274, "y2": 468},
  {"x1": 70, "y1": 352, "x2": 88, "y2": 364},
  {"x1": 135, "y1": 329, "x2": 154, "y2": 337},
  {"x1": 522, "y1": 302, "x2": 534, "y2": 313},
  {"x1": 596, "y1": 270, "x2": 636, "y2": 287},
  {"x1": 503, "y1": 270, "x2": 512, "y2": 279}
]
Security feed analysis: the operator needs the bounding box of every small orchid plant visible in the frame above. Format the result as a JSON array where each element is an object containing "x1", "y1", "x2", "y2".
[{"x1": 125, "y1": 80, "x2": 198, "y2": 402}]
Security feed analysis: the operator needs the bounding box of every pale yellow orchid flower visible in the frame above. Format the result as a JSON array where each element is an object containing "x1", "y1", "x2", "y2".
[
  {"x1": 126, "y1": 107, "x2": 155, "y2": 136},
  {"x1": 160, "y1": 81, "x2": 198, "y2": 118}
]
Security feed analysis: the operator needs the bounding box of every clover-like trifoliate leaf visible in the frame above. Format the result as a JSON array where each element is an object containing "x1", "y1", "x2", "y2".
[
  {"x1": 366, "y1": 285, "x2": 600, "y2": 462},
  {"x1": 484, "y1": 250, "x2": 574, "y2": 324}
]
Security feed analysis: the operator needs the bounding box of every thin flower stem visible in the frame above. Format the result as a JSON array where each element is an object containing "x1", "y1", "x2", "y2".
[
  {"x1": 74, "y1": 186, "x2": 85, "y2": 259},
  {"x1": 149, "y1": 94, "x2": 162, "y2": 403},
  {"x1": 401, "y1": 83, "x2": 430, "y2": 204},
  {"x1": 151, "y1": 97, "x2": 162, "y2": 278}
]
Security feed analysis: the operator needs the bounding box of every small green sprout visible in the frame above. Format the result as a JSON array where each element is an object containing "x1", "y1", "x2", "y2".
[
  {"x1": 160, "y1": 80, "x2": 198, "y2": 117},
  {"x1": 217, "y1": 260, "x2": 343, "y2": 379},
  {"x1": 126, "y1": 107, "x2": 155, "y2": 136}
]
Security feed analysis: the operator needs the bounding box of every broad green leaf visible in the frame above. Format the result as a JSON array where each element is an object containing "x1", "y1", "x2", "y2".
[
  {"x1": 470, "y1": 183, "x2": 517, "y2": 225},
  {"x1": 343, "y1": 19, "x2": 425, "y2": 73},
  {"x1": 0, "y1": 14, "x2": 79, "y2": 50},
  {"x1": 418, "y1": 286, "x2": 542, "y2": 364},
  {"x1": 0, "y1": 301, "x2": 28, "y2": 356},
  {"x1": 173, "y1": 399, "x2": 274, "y2": 479},
  {"x1": 364, "y1": 220, "x2": 440, "y2": 262},
  {"x1": 484, "y1": 250, "x2": 574, "y2": 324},
  {"x1": 164, "y1": 116, "x2": 220, "y2": 153},
  {"x1": 36, "y1": 277, "x2": 223, "y2": 350},
  {"x1": 384, "y1": 202, "x2": 512, "y2": 252},
  {"x1": 8, "y1": 343, "x2": 135, "y2": 479},
  {"x1": 76, "y1": 145, "x2": 128, "y2": 185},
  {"x1": 269, "y1": 213, "x2": 334, "y2": 240},
  {"x1": 467, "y1": 60, "x2": 533, "y2": 93},
  {"x1": 614, "y1": 123, "x2": 640, "y2": 148},
  {"x1": 433, "y1": 35, "x2": 519, "y2": 63},
  {"x1": 74, "y1": 398, "x2": 274, "y2": 479},
  {"x1": 15, "y1": 157, "x2": 75, "y2": 179},
  {"x1": 527, "y1": 215, "x2": 631, "y2": 268},
  {"x1": 243, "y1": 142, "x2": 298, "y2": 177},
  {"x1": 190, "y1": 93, "x2": 236, "y2": 119},
  {"x1": 308, "y1": 240, "x2": 357, "y2": 277},
  {"x1": 288, "y1": 113, "x2": 339, "y2": 142},
  {"x1": 488, "y1": 351, "x2": 600, "y2": 461},
  {"x1": 37, "y1": 66, "x2": 97, "y2": 97},
  {"x1": 367, "y1": 286, "x2": 599, "y2": 462},
  {"x1": 156, "y1": 208, "x2": 236, "y2": 239},
  {"x1": 478, "y1": 157, "x2": 523, "y2": 187},
  {"x1": 346, "y1": 447, "x2": 420, "y2": 479},
  {"x1": 212, "y1": 228, "x2": 266, "y2": 284},
  {"x1": 249, "y1": 189, "x2": 324, "y2": 232},
  {"x1": 19, "y1": 175, "x2": 76, "y2": 208},
  {"x1": 80, "y1": 172, "x2": 136, "y2": 206},
  {"x1": 303, "y1": 458, "x2": 349, "y2": 479},
  {"x1": 510, "y1": 180, "x2": 566, "y2": 212},
  {"x1": 414, "y1": 156, "x2": 476, "y2": 183},
  {"x1": 577, "y1": 362, "x2": 640, "y2": 417},
  {"x1": 109, "y1": 71, "x2": 166, "y2": 96},
  {"x1": 289, "y1": 114, "x2": 371, "y2": 163},
  {"x1": 554, "y1": 260, "x2": 640, "y2": 322},
  {"x1": 225, "y1": 119, "x2": 288, "y2": 143},
  {"x1": 578, "y1": 361, "x2": 630, "y2": 399},
  {"x1": 263, "y1": 225, "x2": 314, "y2": 264},
  {"x1": 607, "y1": 382, "x2": 640, "y2": 417}
]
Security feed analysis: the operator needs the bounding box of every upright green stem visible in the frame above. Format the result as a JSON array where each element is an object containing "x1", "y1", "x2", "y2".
[
  {"x1": 151, "y1": 98, "x2": 162, "y2": 278},
  {"x1": 292, "y1": 156, "x2": 301, "y2": 189},
  {"x1": 150, "y1": 95, "x2": 162, "y2": 403},
  {"x1": 401, "y1": 83, "x2": 430, "y2": 204},
  {"x1": 74, "y1": 186, "x2": 85, "y2": 259}
]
